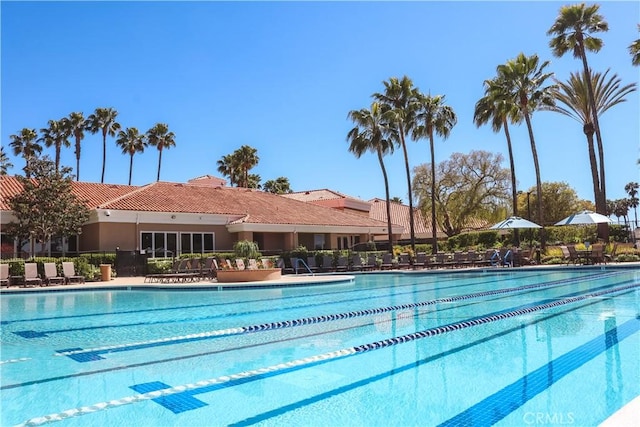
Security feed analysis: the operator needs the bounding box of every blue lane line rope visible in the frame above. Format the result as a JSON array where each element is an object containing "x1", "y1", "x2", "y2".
[
  {"x1": 19, "y1": 281, "x2": 639, "y2": 427},
  {"x1": 55, "y1": 272, "x2": 618, "y2": 359}
]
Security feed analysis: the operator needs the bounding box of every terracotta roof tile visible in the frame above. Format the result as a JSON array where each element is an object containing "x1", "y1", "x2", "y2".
[{"x1": 368, "y1": 198, "x2": 447, "y2": 239}]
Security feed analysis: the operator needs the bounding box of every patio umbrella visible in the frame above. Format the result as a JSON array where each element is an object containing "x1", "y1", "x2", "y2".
[
  {"x1": 490, "y1": 216, "x2": 542, "y2": 230},
  {"x1": 554, "y1": 210, "x2": 612, "y2": 226}
]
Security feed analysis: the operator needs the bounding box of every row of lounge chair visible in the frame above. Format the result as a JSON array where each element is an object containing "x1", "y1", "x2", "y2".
[
  {"x1": 0, "y1": 262, "x2": 85, "y2": 288},
  {"x1": 560, "y1": 244, "x2": 608, "y2": 265},
  {"x1": 144, "y1": 257, "x2": 277, "y2": 283},
  {"x1": 280, "y1": 249, "x2": 524, "y2": 274}
]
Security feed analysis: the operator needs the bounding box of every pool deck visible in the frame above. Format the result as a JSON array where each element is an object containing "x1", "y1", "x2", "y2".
[{"x1": 1, "y1": 265, "x2": 639, "y2": 425}]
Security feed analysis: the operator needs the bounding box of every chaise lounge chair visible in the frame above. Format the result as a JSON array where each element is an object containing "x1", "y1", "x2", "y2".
[
  {"x1": 0, "y1": 263, "x2": 9, "y2": 287},
  {"x1": 62, "y1": 261, "x2": 85, "y2": 284},
  {"x1": 43, "y1": 262, "x2": 66, "y2": 286},
  {"x1": 23, "y1": 263, "x2": 43, "y2": 287}
]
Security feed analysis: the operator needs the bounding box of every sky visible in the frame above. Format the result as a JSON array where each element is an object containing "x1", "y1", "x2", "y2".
[{"x1": 2, "y1": 1, "x2": 639, "y2": 207}]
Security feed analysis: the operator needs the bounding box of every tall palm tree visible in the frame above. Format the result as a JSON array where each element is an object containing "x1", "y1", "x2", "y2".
[
  {"x1": 347, "y1": 102, "x2": 397, "y2": 252},
  {"x1": 116, "y1": 127, "x2": 147, "y2": 185},
  {"x1": 551, "y1": 68, "x2": 637, "y2": 222},
  {"x1": 64, "y1": 112, "x2": 87, "y2": 181},
  {"x1": 412, "y1": 94, "x2": 457, "y2": 254},
  {"x1": 87, "y1": 107, "x2": 121, "y2": 183},
  {"x1": 495, "y1": 53, "x2": 556, "y2": 247},
  {"x1": 630, "y1": 25, "x2": 640, "y2": 66},
  {"x1": 0, "y1": 146, "x2": 13, "y2": 175},
  {"x1": 146, "y1": 123, "x2": 176, "y2": 182},
  {"x1": 474, "y1": 77, "x2": 523, "y2": 244},
  {"x1": 9, "y1": 128, "x2": 42, "y2": 178},
  {"x1": 547, "y1": 3, "x2": 609, "y2": 212},
  {"x1": 234, "y1": 145, "x2": 259, "y2": 188},
  {"x1": 217, "y1": 154, "x2": 238, "y2": 186},
  {"x1": 39, "y1": 118, "x2": 70, "y2": 172},
  {"x1": 373, "y1": 76, "x2": 419, "y2": 253}
]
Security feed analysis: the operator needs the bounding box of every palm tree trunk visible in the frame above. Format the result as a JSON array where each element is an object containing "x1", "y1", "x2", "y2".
[
  {"x1": 377, "y1": 148, "x2": 395, "y2": 250},
  {"x1": 523, "y1": 110, "x2": 546, "y2": 249},
  {"x1": 583, "y1": 128, "x2": 601, "y2": 208},
  {"x1": 128, "y1": 153, "x2": 134, "y2": 185},
  {"x1": 55, "y1": 146, "x2": 61, "y2": 171},
  {"x1": 429, "y1": 133, "x2": 438, "y2": 254},
  {"x1": 398, "y1": 124, "x2": 416, "y2": 254},
  {"x1": 157, "y1": 148, "x2": 163, "y2": 182},
  {"x1": 101, "y1": 131, "x2": 107, "y2": 183},
  {"x1": 75, "y1": 137, "x2": 81, "y2": 181},
  {"x1": 503, "y1": 120, "x2": 519, "y2": 246}
]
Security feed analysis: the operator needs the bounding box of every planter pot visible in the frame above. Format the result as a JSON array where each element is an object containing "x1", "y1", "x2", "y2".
[{"x1": 216, "y1": 268, "x2": 281, "y2": 283}]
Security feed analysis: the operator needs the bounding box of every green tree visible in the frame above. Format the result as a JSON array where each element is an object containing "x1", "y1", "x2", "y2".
[
  {"x1": 246, "y1": 173, "x2": 261, "y2": 189},
  {"x1": 551, "y1": 68, "x2": 636, "y2": 215},
  {"x1": 0, "y1": 146, "x2": 13, "y2": 175},
  {"x1": 64, "y1": 112, "x2": 87, "y2": 181},
  {"x1": 116, "y1": 127, "x2": 147, "y2": 185},
  {"x1": 373, "y1": 76, "x2": 419, "y2": 253},
  {"x1": 520, "y1": 182, "x2": 584, "y2": 226},
  {"x1": 347, "y1": 102, "x2": 396, "y2": 251},
  {"x1": 87, "y1": 107, "x2": 121, "y2": 183},
  {"x1": 390, "y1": 197, "x2": 403, "y2": 204},
  {"x1": 217, "y1": 154, "x2": 239, "y2": 186},
  {"x1": 474, "y1": 76, "x2": 522, "y2": 222},
  {"x1": 39, "y1": 118, "x2": 70, "y2": 171},
  {"x1": 146, "y1": 123, "x2": 176, "y2": 182},
  {"x1": 412, "y1": 94, "x2": 457, "y2": 253},
  {"x1": 263, "y1": 177, "x2": 293, "y2": 194},
  {"x1": 234, "y1": 145, "x2": 259, "y2": 188},
  {"x1": 495, "y1": 53, "x2": 556, "y2": 246},
  {"x1": 625, "y1": 182, "x2": 639, "y2": 228},
  {"x1": 9, "y1": 128, "x2": 42, "y2": 178},
  {"x1": 548, "y1": 3, "x2": 609, "y2": 212},
  {"x1": 5, "y1": 156, "x2": 90, "y2": 256},
  {"x1": 412, "y1": 150, "x2": 510, "y2": 237},
  {"x1": 630, "y1": 25, "x2": 640, "y2": 66}
]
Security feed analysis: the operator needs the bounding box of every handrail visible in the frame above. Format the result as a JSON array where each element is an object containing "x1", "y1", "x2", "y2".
[{"x1": 293, "y1": 258, "x2": 314, "y2": 275}]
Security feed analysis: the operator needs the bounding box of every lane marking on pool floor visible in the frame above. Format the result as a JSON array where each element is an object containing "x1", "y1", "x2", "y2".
[
  {"x1": 17, "y1": 281, "x2": 639, "y2": 427},
  {"x1": 53, "y1": 272, "x2": 619, "y2": 360},
  {"x1": 0, "y1": 357, "x2": 31, "y2": 365}
]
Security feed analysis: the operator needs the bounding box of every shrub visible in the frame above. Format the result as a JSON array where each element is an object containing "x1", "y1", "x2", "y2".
[{"x1": 233, "y1": 240, "x2": 260, "y2": 259}]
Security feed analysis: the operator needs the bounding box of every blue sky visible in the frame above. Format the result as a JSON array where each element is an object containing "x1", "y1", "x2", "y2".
[{"x1": 2, "y1": 1, "x2": 639, "y2": 206}]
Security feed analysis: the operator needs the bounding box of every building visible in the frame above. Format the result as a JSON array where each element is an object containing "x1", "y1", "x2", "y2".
[{"x1": 0, "y1": 175, "x2": 402, "y2": 258}]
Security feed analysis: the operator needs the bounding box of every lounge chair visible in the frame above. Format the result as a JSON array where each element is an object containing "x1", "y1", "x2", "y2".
[
  {"x1": 589, "y1": 244, "x2": 606, "y2": 265},
  {"x1": 200, "y1": 257, "x2": 217, "y2": 279},
  {"x1": 0, "y1": 263, "x2": 9, "y2": 287},
  {"x1": 413, "y1": 252, "x2": 428, "y2": 269},
  {"x1": 604, "y1": 242, "x2": 618, "y2": 263},
  {"x1": 261, "y1": 258, "x2": 273, "y2": 269},
  {"x1": 380, "y1": 253, "x2": 394, "y2": 270},
  {"x1": 335, "y1": 256, "x2": 349, "y2": 272},
  {"x1": 364, "y1": 255, "x2": 377, "y2": 270},
  {"x1": 501, "y1": 250, "x2": 513, "y2": 267},
  {"x1": 235, "y1": 259, "x2": 246, "y2": 270},
  {"x1": 397, "y1": 253, "x2": 411, "y2": 269},
  {"x1": 248, "y1": 259, "x2": 259, "y2": 270},
  {"x1": 43, "y1": 262, "x2": 65, "y2": 286},
  {"x1": 321, "y1": 255, "x2": 335, "y2": 272},
  {"x1": 23, "y1": 263, "x2": 43, "y2": 287},
  {"x1": 306, "y1": 256, "x2": 320, "y2": 273},
  {"x1": 350, "y1": 255, "x2": 364, "y2": 271},
  {"x1": 62, "y1": 262, "x2": 85, "y2": 284},
  {"x1": 489, "y1": 249, "x2": 501, "y2": 267}
]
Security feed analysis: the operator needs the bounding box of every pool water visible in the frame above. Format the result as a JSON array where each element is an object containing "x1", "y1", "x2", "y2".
[{"x1": 1, "y1": 268, "x2": 639, "y2": 426}]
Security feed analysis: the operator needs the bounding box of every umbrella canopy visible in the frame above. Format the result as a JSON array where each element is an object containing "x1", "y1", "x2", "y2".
[
  {"x1": 490, "y1": 216, "x2": 542, "y2": 230},
  {"x1": 554, "y1": 210, "x2": 612, "y2": 226}
]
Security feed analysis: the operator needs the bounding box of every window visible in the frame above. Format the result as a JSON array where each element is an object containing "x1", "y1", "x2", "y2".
[
  {"x1": 179, "y1": 232, "x2": 215, "y2": 255},
  {"x1": 142, "y1": 232, "x2": 215, "y2": 258},
  {"x1": 314, "y1": 234, "x2": 325, "y2": 250}
]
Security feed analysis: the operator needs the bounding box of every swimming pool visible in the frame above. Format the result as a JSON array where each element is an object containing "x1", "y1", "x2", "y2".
[{"x1": 1, "y1": 268, "x2": 639, "y2": 426}]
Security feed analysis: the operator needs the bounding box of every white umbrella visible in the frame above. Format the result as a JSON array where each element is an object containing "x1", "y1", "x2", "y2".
[
  {"x1": 490, "y1": 216, "x2": 542, "y2": 230},
  {"x1": 554, "y1": 210, "x2": 612, "y2": 226}
]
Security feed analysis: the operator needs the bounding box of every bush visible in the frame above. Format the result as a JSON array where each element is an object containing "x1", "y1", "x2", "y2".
[{"x1": 233, "y1": 240, "x2": 261, "y2": 259}]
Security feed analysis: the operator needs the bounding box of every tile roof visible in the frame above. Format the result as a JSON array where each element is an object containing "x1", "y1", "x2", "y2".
[
  {"x1": 368, "y1": 198, "x2": 447, "y2": 239},
  {"x1": 0, "y1": 176, "x2": 388, "y2": 228}
]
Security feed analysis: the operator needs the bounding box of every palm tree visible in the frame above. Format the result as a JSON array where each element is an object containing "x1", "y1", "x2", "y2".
[
  {"x1": 9, "y1": 128, "x2": 42, "y2": 178},
  {"x1": 87, "y1": 107, "x2": 121, "y2": 183},
  {"x1": 625, "y1": 182, "x2": 639, "y2": 229},
  {"x1": 217, "y1": 154, "x2": 238, "y2": 186},
  {"x1": 630, "y1": 25, "x2": 640, "y2": 66},
  {"x1": 263, "y1": 177, "x2": 293, "y2": 194},
  {"x1": 412, "y1": 94, "x2": 457, "y2": 254},
  {"x1": 547, "y1": 3, "x2": 609, "y2": 212},
  {"x1": 551, "y1": 68, "x2": 637, "y2": 221},
  {"x1": 474, "y1": 77, "x2": 523, "y2": 245},
  {"x1": 146, "y1": 123, "x2": 176, "y2": 182},
  {"x1": 373, "y1": 76, "x2": 419, "y2": 253},
  {"x1": 234, "y1": 145, "x2": 259, "y2": 188},
  {"x1": 495, "y1": 53, "x2": 556, "y2": 247},
  {"x1": 39, "y1": 119, "x2": 70, "y2": 172},
  {"x1": 64, "y1": 112, "x2": 87, "y2": 181},
  {"x1": 116, "y1": 127, "x2": 147, "y2": 185},
  {"x1": 347, "y1": 102, "x2": 397, "y2": 252},
  {"x1": 0, "y1": 146, "x2": 13, "y2": 175}
]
